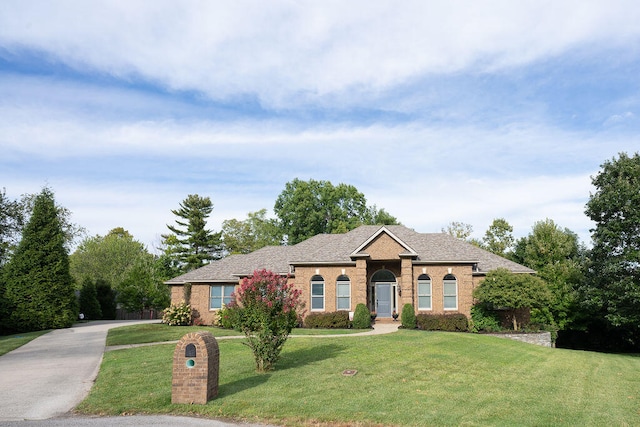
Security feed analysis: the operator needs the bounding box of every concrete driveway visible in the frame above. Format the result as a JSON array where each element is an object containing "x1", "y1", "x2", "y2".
[{"x1": 0, "y1": 320, "x2": 159, "y2": 422}]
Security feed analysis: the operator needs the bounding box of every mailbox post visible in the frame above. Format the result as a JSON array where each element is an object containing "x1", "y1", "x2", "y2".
[{"x1": 171, "y1": 331, "x2": 219, "y2": 404}]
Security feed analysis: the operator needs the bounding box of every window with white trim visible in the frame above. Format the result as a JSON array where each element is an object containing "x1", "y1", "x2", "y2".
[
  {"x1": 443, "y1": 274, "x2": 458, "y2": 310},
  {"x1": 311, "y1": 275, "x2": 325, "y2": 310},
  {"x1": 336, "y1": 274, "x2": 351, "y2": 311},
  {"x1": 210, "y1": 285, "x2": 234, "y2": 310},
  {"x1": 417, "y1": 274, "x2": 432, "y2": 310}
]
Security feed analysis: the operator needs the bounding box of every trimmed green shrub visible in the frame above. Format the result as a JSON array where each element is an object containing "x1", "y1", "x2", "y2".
[
  {"x1": 416, "y1": 313, "x2": 469, "y2": 332},
  {"x1": 401, "y1": 303, "x2": 416, "y2": 329},
  {"x1": 303, "y1": 311, "x2": 350, "y2": 329},
  {"x1": 162, "y1": 300, "x2": 192, "y2": 326},
  {"x1": 470, "y1": 303, "x2": 502, "y2": 332},
  {"x1": 217, "y1": 304, "x2": 241, "y2": 329},
  {"x1": 352, "y1": 303, "x2": 371, "y2": 329}
]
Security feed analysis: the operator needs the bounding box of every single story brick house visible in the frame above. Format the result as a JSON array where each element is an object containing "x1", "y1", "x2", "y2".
[{"x1": 165, "y1": 225, "x2": 534, "y2": 324}]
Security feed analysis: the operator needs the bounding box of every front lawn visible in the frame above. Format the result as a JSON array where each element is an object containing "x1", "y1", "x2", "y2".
[
  {"x1": 106, "y1": 323, "x2": 361, "y2": 346},
  {"x1": 0, "y1": 330, "x2": 50, "y2": 356},
  {"x1": 78, "y1": 330, "x2": 640, "y2": 426}
]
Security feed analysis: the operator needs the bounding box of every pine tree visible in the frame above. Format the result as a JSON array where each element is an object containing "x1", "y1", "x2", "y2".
[
  {"x1": 2, "y1": 188, "x2": 77, "y2": 332},
  {"x1": 162, "y1": 194, "x2": 222, "y2": 272},
  {"x1": 79, "y1": 278, "x2": 102, "y2": 320}
]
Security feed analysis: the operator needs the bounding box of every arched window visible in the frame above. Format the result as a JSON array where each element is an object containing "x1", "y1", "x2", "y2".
[
  {"x1": 336, "y1": 275, "x2": 351, "y2": 311},
  {"x1": 417, "y1": 274, "x2": 432, "y2": 310},
  {"x1": 371, "y1": 269, "x2": 396, "y2": 283},
  {"x1": 443, "y1": 274, "x2": 457, "y2": 310},
  {"x1": 311, "y1": 275, "x2": 325, "y2": 311}
]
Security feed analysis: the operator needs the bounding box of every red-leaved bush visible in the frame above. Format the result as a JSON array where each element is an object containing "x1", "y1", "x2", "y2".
[{"x1": 231, "y1": 269, "x2": 303, "y2": 372}]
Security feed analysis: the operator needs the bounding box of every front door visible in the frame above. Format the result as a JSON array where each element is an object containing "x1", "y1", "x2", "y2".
[{"x1": 376, "y1": 283, "x2": 392, "y2": 317}]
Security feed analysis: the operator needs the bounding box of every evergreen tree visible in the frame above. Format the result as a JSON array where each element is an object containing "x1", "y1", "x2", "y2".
[
  {"x1": 95, "y1": 279, "x2": 117, "y2": 320},
  {"x1": 162, "y1": 194, "x2": 222, "y2": 272},
  {"x1": 2, "y1": 188, "x2": 77, "y2": 332},
  {"x1": 79, "y1": 278, "x2": 102, "y2": 320}
]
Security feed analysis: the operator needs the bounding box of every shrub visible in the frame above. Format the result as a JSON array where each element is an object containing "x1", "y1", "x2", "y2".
[
  {"x1": 352, "y1": 303, "x2": 371, "y2": 329},
  {"x1": 416, "y1": 313, "x2": 469, "y2": 332},
  {"x1": 217, "y1": 304, "x2": 241, "y2": 329},
  {"x1": 232, "y1": 269, "x2": 303, "y2": 372},
  {"x1": 303, "y1": 311, "x2": 350, "y2": 329},
  {"x1": 401, "y1": 303, "x2": 416, "y2": 329},
  {"x1": 162, "y1": 300, "x2": 192, "y2": 326},
  {"x1": 470, "y1": 303, "x2": 502, "y2": 332}
]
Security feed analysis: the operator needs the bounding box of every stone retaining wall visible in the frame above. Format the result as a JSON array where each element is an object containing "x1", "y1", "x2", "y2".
[{"x1": 486, "y1": 332, "x2": 552, "y2": 347}]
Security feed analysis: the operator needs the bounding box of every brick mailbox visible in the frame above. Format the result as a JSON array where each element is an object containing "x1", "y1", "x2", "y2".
[{"x1": 172, "y1": 331, "x2": 219, "y2": 404}]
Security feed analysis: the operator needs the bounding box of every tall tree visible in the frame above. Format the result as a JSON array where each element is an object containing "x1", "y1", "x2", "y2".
[
  {"x1": 117, "y1": 256, "x2": 170, "y2": 316},
  {"x1": 221, "y1": 209, "x2": 283, "y2": 254},
  {"x1": 0, "y1": 188, "x2": 24, "y2": 266},
  {"x1": 583, "y1": 152, "x2": 640, "y2": 346},
  {"x1": 162, "y1": 194, "x2": 222, "y2": 271},
  {"x1": 70, "y1": 227, "x2": 150, "y2": 290},
  {"x1": 2, "y1": 188, "x2": 77, "y2": 332},
  {"x1": 274, "y1": 178, "x2": 398, "y2": 244},
  {"x1": 442, "y1": 221, "x2": 474, "y2": 240},
  {"x1": 482, "y1": 218, "x2": 515, "y2": 256},
  {"x1": 512, "y1": 219, "x2": 584, "y2": 331}
]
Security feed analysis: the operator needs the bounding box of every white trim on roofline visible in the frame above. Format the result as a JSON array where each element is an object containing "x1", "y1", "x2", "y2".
[{"x1": 349, "y1": 226, "x2": 418, "y2": 257}]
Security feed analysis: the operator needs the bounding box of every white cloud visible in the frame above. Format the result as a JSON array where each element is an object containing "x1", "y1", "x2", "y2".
[{"x1": 2, "y1": 1, "x2": 640, "y2": 107}]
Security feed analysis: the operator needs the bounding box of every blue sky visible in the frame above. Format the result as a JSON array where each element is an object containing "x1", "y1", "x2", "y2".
[{"x1": 1, "y1": 1, "x2": 640, "y2": 250}]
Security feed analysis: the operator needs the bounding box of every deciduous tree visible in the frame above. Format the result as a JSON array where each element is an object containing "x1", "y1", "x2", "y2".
[
  {"x1": 482, "y1": 218, "x2": 515, "y2": 256},
  {"x1": 511, "y1": 219, "x2": 584, "y2": 330},
  {"x1": 221, "y1": 209, "x2": 282, "y2": 254},
  {"x1": 583, "y1": 152, "x2": 640, "y2": 346},
  {"x1": 473, "y1": 268, "x2": 552, "y2": 331},
  {"x1": 274, "y1": 179, "x2": 398, "y2": 244}
]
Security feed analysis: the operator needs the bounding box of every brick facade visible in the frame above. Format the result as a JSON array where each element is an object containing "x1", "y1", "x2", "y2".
[{"x1": 166, "y1": 225, "x2": 535, "y2": 325}]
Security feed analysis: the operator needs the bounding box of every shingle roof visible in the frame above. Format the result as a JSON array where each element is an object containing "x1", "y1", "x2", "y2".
[{"x1": 165, "y1": 225, "x2": 534, "y2": 284}]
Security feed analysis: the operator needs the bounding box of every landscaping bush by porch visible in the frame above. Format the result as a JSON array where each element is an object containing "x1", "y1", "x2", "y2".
[
  {"x1": 351, "y1": 303, "x2": 371, "y2": 329},
  {"x1": 303, "y1": 311, "x2": 350, "y2": 329},
  {"x1": 416, "y1": 313, "x2": 469, "y2": 332}
]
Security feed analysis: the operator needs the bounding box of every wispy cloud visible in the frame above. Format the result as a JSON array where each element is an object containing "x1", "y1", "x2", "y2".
[{"x1": 1, "y1": 1, "x2": 640, "y2": 249}]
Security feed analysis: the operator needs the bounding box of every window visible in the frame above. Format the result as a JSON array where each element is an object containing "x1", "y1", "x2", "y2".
[
  {"x1": 210, "y1": 285, "x2": 234, "y2": 310},
  {"x1": 336, "y1": 275, "x2": 351, "y2": 310},
  {"x1": 443, "y1": 274, "x2": 457, "y2": 310},
  {"x1": 417, "y1": 274, "x2": 432, "y2": 310},
  {"x1": 311, "y1": 275, "x2": 325, "y2": 310}
]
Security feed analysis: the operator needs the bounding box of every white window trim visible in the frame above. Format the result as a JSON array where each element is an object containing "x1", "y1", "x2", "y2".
[
  {"x1": 443, "y1": 278, "x2": 458, "y2": 311},
  {"x1": 417, "y1": 279, "x2": 432, "y2": 311},
  {"x1": 311, "y1": 279, "x2": 325, "y2": 311},
  {"x1": 336, "y1": 279, "x2": 351, "y2": 311},
  {"x1": 209, "y1": 284, "x2": 234, "y2": 310}
]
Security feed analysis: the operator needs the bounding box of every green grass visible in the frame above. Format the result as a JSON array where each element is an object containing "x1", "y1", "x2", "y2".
[
  {"x1": 78, "y1": 330, "x2": 640, "y2": 426},
  {"x1": 106, "y1": 323, "x2": 361, "y2": 346},
  {"x1": 0, "y1": 330, "x2": 50, "y2": 356}
]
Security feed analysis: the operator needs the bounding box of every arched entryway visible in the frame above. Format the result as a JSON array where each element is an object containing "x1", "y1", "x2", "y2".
[{"x1": 370, "y1": 269, "x2": 398, "y2": 318}]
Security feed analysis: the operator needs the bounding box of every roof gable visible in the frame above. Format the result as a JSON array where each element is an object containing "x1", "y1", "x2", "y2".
[{"x1": 350, "y1": 226, "x2": 417, "y2": 259}]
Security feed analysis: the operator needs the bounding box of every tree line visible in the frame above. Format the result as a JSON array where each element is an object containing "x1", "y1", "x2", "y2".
[{"x1": 1, "y1": 153, "x2": 639, "y2": 352}]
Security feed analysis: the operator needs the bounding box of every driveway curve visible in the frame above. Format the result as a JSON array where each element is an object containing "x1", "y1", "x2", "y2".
[{"x1": 0, "y1": 320, "x2": 159, "y2": 422}]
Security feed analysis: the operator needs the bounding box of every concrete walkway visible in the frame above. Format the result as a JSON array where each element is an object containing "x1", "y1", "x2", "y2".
[
  {"x1": 106, "y1": 321, "x2": 400, "y2": 352},
  {"x1": 0, "y1": 320, "x2": 399, "y2": 425}
]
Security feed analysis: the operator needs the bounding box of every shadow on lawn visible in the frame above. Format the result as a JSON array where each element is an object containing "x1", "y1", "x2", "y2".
[
  {"x1": 278, "y1": 343, "x2": 347, "y2": 370},
  {"x1": 219, "y1": 343, "x2": 346, "y2": 397}
]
